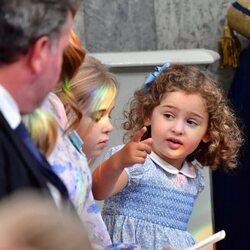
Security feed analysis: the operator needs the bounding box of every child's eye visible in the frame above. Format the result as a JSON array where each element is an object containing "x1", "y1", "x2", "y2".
[
  {"x1": 164, "y1": 113, "x2": 174, "y2": 119},
  {"x1": 187, "y1": 119, "x2": 198, "y2": 127},
  {"x1": 108, "y1": 110, "x2": 114, "y2": 119},
  {"x1": 94, "y1": 116, "x2": 102, "y2": 122},
  {"x1": 91, "y1": 111, "x2": 104, "y2": 122}
]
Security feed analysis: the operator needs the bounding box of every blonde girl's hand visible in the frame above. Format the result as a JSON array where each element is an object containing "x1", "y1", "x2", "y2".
[{"x1": 117, "y1": 126, "x2": 153, "y2": 167}]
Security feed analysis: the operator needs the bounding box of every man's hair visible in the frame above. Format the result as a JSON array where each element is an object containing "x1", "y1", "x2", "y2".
[{"x1": 0, "y1": 0, "x2": 79, "y2": 64}]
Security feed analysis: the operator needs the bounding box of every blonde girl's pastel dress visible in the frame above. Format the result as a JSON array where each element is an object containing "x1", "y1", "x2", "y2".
[{"x1": 42, "y1": 93, "x2": 112, "y2": 250}]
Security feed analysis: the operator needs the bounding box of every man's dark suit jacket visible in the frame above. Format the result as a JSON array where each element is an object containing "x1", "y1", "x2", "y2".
[{"x1": 0, "y1": 111, "x2": 67, "y2": 199}]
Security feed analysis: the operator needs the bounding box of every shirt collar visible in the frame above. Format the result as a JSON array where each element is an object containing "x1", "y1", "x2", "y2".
[
  {"x1": 68, "y1": 130, "x2": 84, "y2": 154},
  {"x1": 0, "y1": 85, "x2": 21, "y2": 129},
  {"x1": 149, "y1": 151, "x2": 196, "y2": 178}
]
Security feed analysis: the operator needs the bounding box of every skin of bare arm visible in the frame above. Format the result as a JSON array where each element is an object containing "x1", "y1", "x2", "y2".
[{"x1": 92, "y1": 127, "x2": 152, "y2": 200}]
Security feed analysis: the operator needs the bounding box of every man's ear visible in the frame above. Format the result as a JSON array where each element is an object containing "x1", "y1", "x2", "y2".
[
  {"x1": 27, "y1": 36, "x2": 50, "y2": 74},
  {"x1": 202, "y1": 133, "x2": 210, "y2": 143}
]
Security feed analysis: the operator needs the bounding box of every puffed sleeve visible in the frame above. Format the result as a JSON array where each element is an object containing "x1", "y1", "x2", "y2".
[{"x1": 104, "y1": 145, "x2": 124, "y2": 160}]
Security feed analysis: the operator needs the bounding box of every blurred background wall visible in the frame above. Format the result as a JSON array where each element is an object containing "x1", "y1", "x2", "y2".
[
  {"x1": 73, "y1": 0, "x2": 249, "y2": 90},
  {"x1": 75, "y1": 0, "x2": 228, "y2": 52}
]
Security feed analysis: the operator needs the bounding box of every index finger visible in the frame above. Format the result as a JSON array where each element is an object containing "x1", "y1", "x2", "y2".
[{"x1": 132, "y1": 126, "x2": 147, "y2": 143}]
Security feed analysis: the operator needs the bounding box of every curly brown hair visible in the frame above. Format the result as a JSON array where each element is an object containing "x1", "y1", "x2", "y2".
[{"x1": 123, "y1": 64, "x2": 243, "y2": 170}]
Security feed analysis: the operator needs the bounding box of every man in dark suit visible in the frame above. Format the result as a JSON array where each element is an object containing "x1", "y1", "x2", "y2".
[{"x1": 0, "y1": 0, "x2": 79, "y2": 203}]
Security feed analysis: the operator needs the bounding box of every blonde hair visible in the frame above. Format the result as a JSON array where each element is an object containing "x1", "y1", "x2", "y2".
[
  {"x1": 23, "y1": 109, "x2": 58, "y2": 157},
  {"x1": 55, "y1": 55, "x2": 117, "y2": 133},
  {"x1": 123, "y1": 64, "x2": 243, "y2": 170}
]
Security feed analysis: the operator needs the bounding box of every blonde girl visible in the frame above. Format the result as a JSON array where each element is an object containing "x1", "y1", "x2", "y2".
[
  {"x1": 56, "y1": 55, "x2": 117, "y2": 161},
  {"x1": 45, "y1": 52, "x2": 117, "y2": 249}
]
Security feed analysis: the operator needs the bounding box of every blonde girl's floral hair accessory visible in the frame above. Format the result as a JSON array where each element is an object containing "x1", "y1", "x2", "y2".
[{"x1": 140, "y1": 63, "x2": 170, "y2": 93}]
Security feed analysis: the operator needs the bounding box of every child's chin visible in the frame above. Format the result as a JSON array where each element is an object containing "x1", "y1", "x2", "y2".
[{"x1": 98, "y1": 142, "x2": 109, "y2": 149}]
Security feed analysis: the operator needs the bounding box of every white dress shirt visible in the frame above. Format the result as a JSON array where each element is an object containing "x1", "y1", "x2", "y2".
[
  {"x1": 0, "y1": 85, "x2": 62, "y2": 206},
  {"x1": 0, "y1": 84, "x2": 21, "y2": 129}
]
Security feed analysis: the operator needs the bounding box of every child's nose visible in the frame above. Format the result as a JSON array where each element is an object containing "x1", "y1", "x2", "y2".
[
  {"x1": 171, "y1": 120, "x2": 184, "y2": 135},
  {"x1": 103, "y1": 117, "x2": 113, "y2": 133}
]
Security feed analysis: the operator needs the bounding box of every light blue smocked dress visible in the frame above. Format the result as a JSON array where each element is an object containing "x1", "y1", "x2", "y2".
[
  {"x1": 42, "y1": 93, "x2": 112, "y2": 250},
  {"x1": 102, "y1": 145, "x2": 205, "y2": 250}
]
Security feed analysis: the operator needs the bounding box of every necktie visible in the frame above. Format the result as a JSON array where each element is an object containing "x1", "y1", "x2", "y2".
[{"x1": 15, "y1": 121, "x2": 69, "y2": 198}]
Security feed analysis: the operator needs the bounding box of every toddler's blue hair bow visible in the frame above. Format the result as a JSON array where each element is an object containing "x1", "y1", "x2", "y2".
[{"x1": 140, "y1": 63, "x2": 170, "y2": 93}]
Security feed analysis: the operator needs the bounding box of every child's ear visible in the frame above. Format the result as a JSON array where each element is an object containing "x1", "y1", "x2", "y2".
[{"x1": 202, "y1": 133, "x2": 210, "y2": 143}]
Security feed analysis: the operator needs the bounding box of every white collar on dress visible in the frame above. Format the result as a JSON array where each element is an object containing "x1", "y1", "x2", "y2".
[{"x1": 149, "y1": 151, "x2": 196, "y2": 178}]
